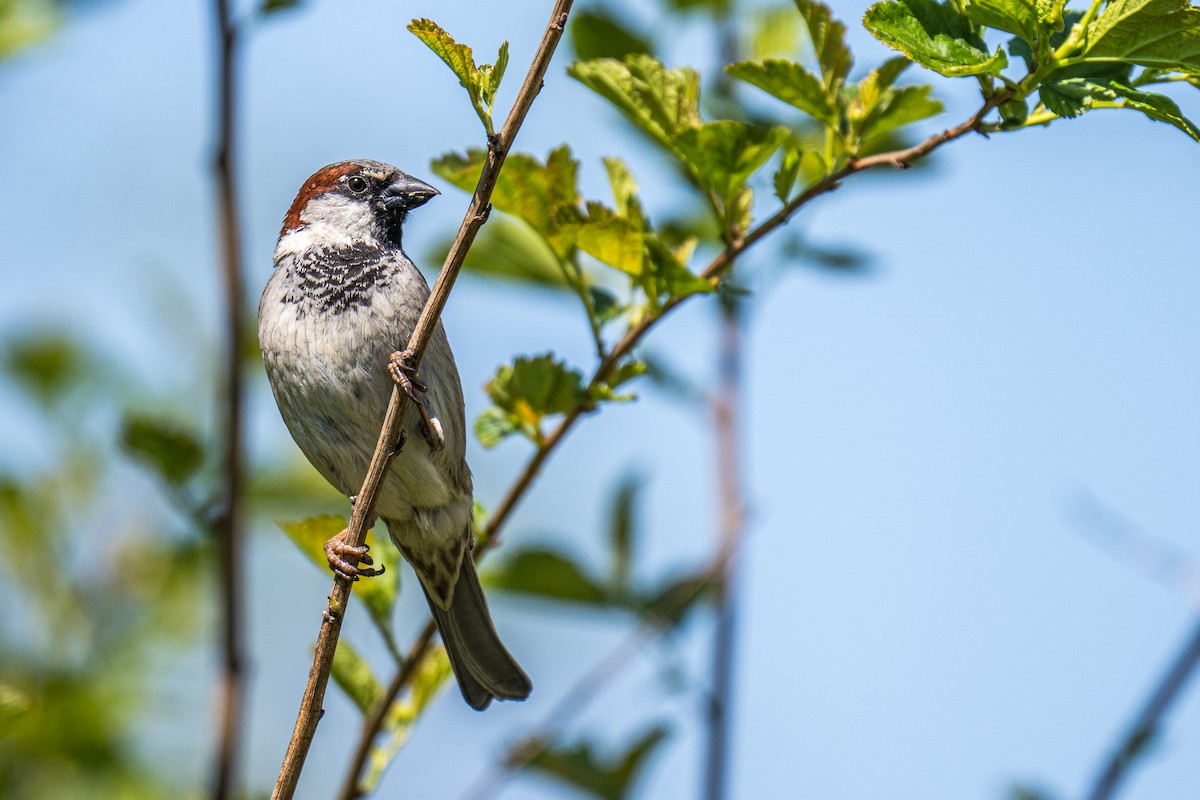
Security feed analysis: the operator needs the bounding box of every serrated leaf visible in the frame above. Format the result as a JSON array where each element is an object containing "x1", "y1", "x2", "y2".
[
  {"x1": 570, "y1": 8, "x2": 654, "y2": 60},
  {"x1": 120, "y1": 414, "x2": 204, "y2": 488},
  {"x1": 435, "y1": 216, "x2": 569, "y2": 289},
  {"x1": 475, "y1": 406, "x2": 518, "y2": 448},
  {"x1": 641, "y1": 239, "x2": 714, "y2": 306},
  {"x1": 858, "y1": 84, "x2": 944, "y2": 142},
  {"x1": 864, "y1": 0, "x2": 1009, "y2": 76},
  {"x1": 603, "y1": 157, "x2": 639, "y2": 218},
  {"x1": 1040, "y1": 77, "x2": 1107, "y2": 116},
  {"x1": 568, "y1": 55, "x2": 701, "y2": 151},
  {"x1": 331, "y1": 641, "x2": 384, "y2": 716},
  {"x1": 796, "y1": 0, "x2": 854, "y2": 89},
  {"x1": 726, "y1": 59, "x2": 839, "y2": 126},
  {"x1": 1105, "y1": 80, "x2": 1200, "y2": 139},
  {"x1": 675, "y1": 121, "x2": 790, "y2": 211},
  {"x1": 964, "y1": 0, "x2": 1040, "y2": 43},
  {"x1": 486, "y1": 354, "x2": 588, "y2": 434},
  {"x1": 432, "y1": 147, "x2": 580, "y2": 257},
  {"x1": 408, "y1": 19, "x2": 508, "y2": 133},
  {"x1": 523, "y1": 726, "x2": 670, "y2": 800},
  {"x1": 277, "y1": 516, "x2": 399, "y2": 624},
  {"x1": 774, "y1": 145, "x2": 803, "y2": 202},
  {"x1": 571, "y1": 203, "x2": 646, "y2": 276},
  {"x1": 1086, "y1": 0, "x2": 1200, "y2": 74},
  {"x1": 485, "y1": 547, "x2": 611, "y2": 605}
]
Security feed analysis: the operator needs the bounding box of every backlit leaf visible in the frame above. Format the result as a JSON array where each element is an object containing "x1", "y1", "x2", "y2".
[
  {"x1": 1086, "y1": 0, "x2": 1200, "y2": 74},
  {"x1": 570, "y1": 8, "x2": 653, "y2": 60},
  {"x1": 485, "y1": 547, "x2": 610, "y2": 605},
  {"x1": 726, "y1": 59, "x2": 839, "y2": 126},
  {"x1": 331, "y1": 641, "x2": 384, "y2": 716},
  {"x1": 523, "y1": 726, "x2": 670, "y2": 800},
  {"x1": 863, "y1": 0, "x2": 1009, "y2": 76},
  {"x1": 568, "y1": 55, "x2": 701, "y2": 151}
]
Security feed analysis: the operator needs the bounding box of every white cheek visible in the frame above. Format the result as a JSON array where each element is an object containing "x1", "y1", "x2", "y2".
[{"x1": 275, "y1": 194, "x2": 378, "y2": 258}]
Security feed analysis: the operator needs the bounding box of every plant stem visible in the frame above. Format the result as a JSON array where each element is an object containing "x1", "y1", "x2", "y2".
[
  {"x1": 337, "y1": 90, "x2": 1010, "y2": 793},
  {"x1": 704, "y1": 293, "x2": 746, "y2": 800},
  {"x1": 1086, "y1": 618, "x2": 1200, "y2": 800},
  {"x1": 211, "y1": 0, "x2": 246, "y2": 798},
  {"x1": 273, "y1": 3, "x2": 576, "y2": 798}
]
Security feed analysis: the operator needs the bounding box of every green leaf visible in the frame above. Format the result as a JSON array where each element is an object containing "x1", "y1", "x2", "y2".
[
  {"x1": 360, "y1": 647, "x2": 453, "y2": 793},
  {"x1": 726, "y1": 59, "x2": 839, "y2": 126},
  {"x1": 795, "y1": 0, "x2": 854, "y2": 89},
  {"x1": 523, "y1": 726, "x2": 670, "y2": 800},
  {"x1": 964, "y1": 0, "x2": 1040, "y2": 43},
  {"x1": 485, "y1": 547, "x2": 611, "y2": 605},
  {"x1": 571, "y1": 202, "x2": 647, "y2": 277},
  {"x1": 1086, "y1": 0, "x2": 1200, "y2": 74},
  {"x1": 331, "y1": 641, "x2": 384, "y2": 716},
  {"x1": 1039, "y1": 76, "x2": 1200, "y2": 138},
  {"x1": 568, "y1": 55, "x2": 701, "y2": 151},
  {"x1": 432, "y1": 147, "x2": 580, "y2": 257},
  {"x1": 570, "y1": 9, "x2": 653, "y2": 60},
  {"x1": 120, "y1": 414, "x2": 204, "y2": 488},
  {"x1": 863, "y1": 0, "x2": 1009, "y2": 76},
  {"x1": 475, "y1": 407, "x2": 518, "y2": 448},
  {"x1": 0, "y1": 0, "x2": 59, "y2": 61},
  {"x1": 675, "y1": 121, "x2": 790, "y2": 213},
  {"x1": 436, "y1": 216, "x2": 569, "y2": 289},
  {"x1": 1106, "y1": 80, "x2": 1200, "y2": 140},
  {"x1": 859, "y1": 84, "x2": 944, "y2": 142},
  {"x1": 485, "y1": 354, "x2": 588, "y2": 441},
  {"x1": 408, "y1": 19, "x2": 508, "y2": 134},
  {"x1": 848, "y1": 57, "x2": 943, "y2": 145},
  {"x1": 603, "y1": 157, "x2": 640, "y2": 219},
  {"x1": 277, "y1": 516, "x2": 399, "y2": 624},
  {"x1": 773, "y1": 145, "x2": 803, "y2": 202}
]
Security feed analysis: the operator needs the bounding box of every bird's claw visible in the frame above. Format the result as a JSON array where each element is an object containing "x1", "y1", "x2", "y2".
[
  {"x1": 324, "y1": 529, "x2": 385, "y2": 582},
  {"x1": 387, "y1": 349, "x2": 445, "y2": 452},
  {"x1": 388, "y1": 349, "x2": 427, "y2": 403}
]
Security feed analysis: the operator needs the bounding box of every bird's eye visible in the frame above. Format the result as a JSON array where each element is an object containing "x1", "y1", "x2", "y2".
[{"x1": 346, "y1": 175, "x2": 369, "y2": 194}]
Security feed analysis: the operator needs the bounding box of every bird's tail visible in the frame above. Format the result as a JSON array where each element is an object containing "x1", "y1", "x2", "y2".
[{"x1": 422, "y1": 556, "x2": 532, "y2": 710}]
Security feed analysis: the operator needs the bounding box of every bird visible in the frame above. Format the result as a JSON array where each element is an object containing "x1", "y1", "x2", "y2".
[{"x1": 258, "y1": 159, "x2": 532, "y2": 710}]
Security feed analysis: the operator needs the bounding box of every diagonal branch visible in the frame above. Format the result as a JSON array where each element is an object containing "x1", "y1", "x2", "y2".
[
  {"x1": 338, "y1": 87, "x2": 1011, "y2": 791},
  {"x1": 271, "y1": 3, "x2": 575, "y2": 799},
  {"x1": 210, "y1": 0, "x2": 247, "y2": 798}
]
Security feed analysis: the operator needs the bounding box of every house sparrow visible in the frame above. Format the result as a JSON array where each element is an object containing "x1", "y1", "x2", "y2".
[{"x1": 258, "y1": 159, "x2": 531, "y2": 710}]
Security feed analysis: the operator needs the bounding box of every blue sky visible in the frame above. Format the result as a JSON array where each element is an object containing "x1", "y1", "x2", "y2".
[{"x1": 2, "y1": 0, "x2": 1200, "y2": 798}]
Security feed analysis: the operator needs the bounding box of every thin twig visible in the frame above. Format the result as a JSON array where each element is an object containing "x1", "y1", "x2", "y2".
[
  {"x1": 704, "y1": 295, "x2": 746, "y2": 800},
  {"x1": 211, "y1": 0, "x2": 246, "y2": 798},
  {"x1": 337, "y1": 89, "x2": 1013, "y2": 787},
  {"x1": 1086, "y1": 618, "x2": 1200, "y2": 800},
  {"x1": 272, "y1": 3, "x2": 575, "y2": 799}
]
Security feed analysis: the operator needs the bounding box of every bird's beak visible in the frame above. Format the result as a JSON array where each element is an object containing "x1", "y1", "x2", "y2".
[{"x1": 382, "y1": 174, "x2": 440, "y2": 211}]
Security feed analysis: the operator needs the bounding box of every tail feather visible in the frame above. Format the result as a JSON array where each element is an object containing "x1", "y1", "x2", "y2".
[{"x1": 422, "y1": 557, "x2": 532, "y2": 710}]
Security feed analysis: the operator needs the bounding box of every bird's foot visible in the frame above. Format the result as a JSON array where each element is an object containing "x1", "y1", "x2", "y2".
[
  {"x1": 324, "y1": 528, "x2": 385, "y2": 581},
  {"x1": 387, "y1": 349, "x2": 427, "y2": 401},
  {"x1": 387, "y1": 349, "x2": 445, "y2": 451}
]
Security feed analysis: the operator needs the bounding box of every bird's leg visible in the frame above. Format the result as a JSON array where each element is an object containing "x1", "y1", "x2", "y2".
[
  {"x1": 324, "y1": 527, "x2": 384, "y2": 581},
  {"x1": 387, "y1": 349, "x2": 446, "y2": 451}
]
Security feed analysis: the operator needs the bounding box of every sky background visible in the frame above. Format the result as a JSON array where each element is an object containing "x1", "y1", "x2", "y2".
[{"x1": 2, "y1": 0, "x2": 1200, "y2": 798}]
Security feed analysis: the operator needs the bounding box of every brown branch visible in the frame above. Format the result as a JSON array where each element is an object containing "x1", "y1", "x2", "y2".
[
  {"x1": 271, "y1": 3, "x2": 575, "y2": 799},
  {"x1": 210, "y1": 0, "x2": 246, "y2": 798},
  {"x1": 334, "y1": 85, "x2": 1009, "y2": 795}
]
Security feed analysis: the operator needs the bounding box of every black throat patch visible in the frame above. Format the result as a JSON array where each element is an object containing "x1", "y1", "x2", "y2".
[{"x1": 281, "y1": 243, "x2": 395, "y2": 316}]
